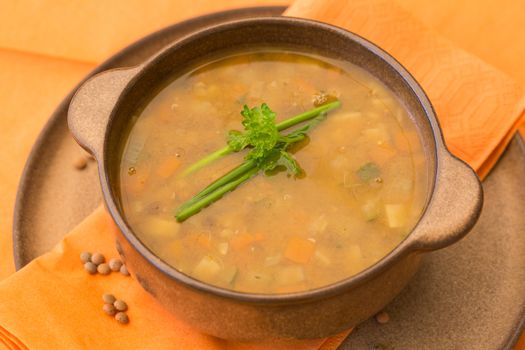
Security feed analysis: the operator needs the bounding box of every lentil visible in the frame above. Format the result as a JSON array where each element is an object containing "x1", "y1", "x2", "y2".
[
  {"x1": 80, "y1": 251, "x2": 92, "y2": 263},
  {"x1": 91, "y1": 252, "x2": 105, "y2": 265},
  {"x1": 103, "y1": 303, "x2": 117, "y2": 316},
  {"x1": 108, "y1": 258, "x2": 123, "y2": 272},
  {"x1": 83, "y1": 262, "x2": 97, "y2": 274},
  {"x1": 73, "y1": 157, "x2": 87, "y2": 170},
  {"x1": 115, "y1": 312, "x2": 129, "y2": 324},
  {"x1": 114, "y1": 300, "x2": 128, "y2": 312},
  {"x1": 102, "y1": 293, "x2": 116, "y2": 304},
  {"x1": 120, "y1": 264, "x2": 130, "y2": 276},
  {"x1": 375, "y1": 311, "x2": 390, "y2": 324},
  {"x1": 97, "y1": 263, "x2": 111, "y2": 275}
]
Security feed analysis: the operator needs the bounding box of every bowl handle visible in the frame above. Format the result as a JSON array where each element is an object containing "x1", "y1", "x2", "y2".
[
  {"x1": 68, "y1": 67, "x2": 139, "y2": 159},
  {"x1": 408, "y1": 150, "x2": 483, "y2": 251}
]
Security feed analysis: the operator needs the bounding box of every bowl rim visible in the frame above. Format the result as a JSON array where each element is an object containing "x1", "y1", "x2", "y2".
[{"x1": 98, "y1": 16, "x2": 447, "y2": 303}]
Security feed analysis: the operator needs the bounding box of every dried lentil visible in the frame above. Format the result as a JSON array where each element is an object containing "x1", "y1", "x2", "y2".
[
  {"x1": 97, "y1": 263, "x2": 111, "y2": 275},
  {"x1": 114, "y1": 300, "x2": 128, "y2": 312},
  {"x1": 102, "y1": 293, "x2": 116, "y2": 304},
  {"x1": 120, "y1": 264, "x2": 130, "y2": 276},
  {"x1": 108, "y1": 258, "x2": 123, "y2": 272},
  {"x1": 103, "y1": 303, "x2": 117, "y2": 316},
  {"x1": 375, "y1": 311, "x2": 390, "y2": 324},
  {"x1": 91, "y1": 252, "x2": 105, "y2": 265},
  {"x1": 73, "y1": 157, "x2": 87, "y2": 170},
  {"x1": 84, "y1": 262, "x2": 97, "y2": 274},
  {"x1": 115, "y1": 312, "x2": 129, "y2": 324},
  {"x1": 80, "y1": 251, "x2": 92, "y2": 263}
]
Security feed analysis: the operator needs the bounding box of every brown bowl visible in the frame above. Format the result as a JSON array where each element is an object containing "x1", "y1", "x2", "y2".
[{"x1": 67, "y1": 17, "x2": 483, "y2": 341}]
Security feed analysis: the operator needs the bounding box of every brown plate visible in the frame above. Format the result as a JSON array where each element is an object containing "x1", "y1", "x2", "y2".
[{"x1": 12, "y1": 6, "x2": 525, "y2": 349}]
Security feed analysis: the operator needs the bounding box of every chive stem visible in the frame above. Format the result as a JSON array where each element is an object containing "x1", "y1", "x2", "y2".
[
  {"x1": 175, "y1": 167, "x2": 259, "y2": 222},
  {"x1": 180, "y1": 146, "x2": 232, "y2": 177},
  {"x1": 177, "y1": 160, "x2": 257, "y2": 212},
  {"x1": 275, "y1": 100, "x2": 340, "y2": 131}
]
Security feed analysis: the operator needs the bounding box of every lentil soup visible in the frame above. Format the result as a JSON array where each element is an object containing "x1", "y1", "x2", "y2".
[{"x1": 119, "y1": 50, "x2": 429, "y2": 294}]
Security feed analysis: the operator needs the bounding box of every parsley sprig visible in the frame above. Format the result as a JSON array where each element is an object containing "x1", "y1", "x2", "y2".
[{"x1": 175, "y1": 100, "x2": 341, "y2": 221}]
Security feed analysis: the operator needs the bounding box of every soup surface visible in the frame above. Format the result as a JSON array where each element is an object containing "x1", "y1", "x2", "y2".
[{"x1": 119, "y1": 50, "x2": 428, "y2": 293}]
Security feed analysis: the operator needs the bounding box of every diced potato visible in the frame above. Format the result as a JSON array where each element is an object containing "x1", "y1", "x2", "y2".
[
  {"x1": 220, "y1": 228, "x2": 235, "y2": 238},
  {"x1": 385, "y1": 204, "x2": 407, "y2": 228},
  {"x1": 265, "y1": 255, "x2": 282, "y2": 266},
  {"x1": 314, "y1": 250, "x2": 331, "y2": 266},
  {"x1": 361, "y1": 200, "x2": 380, "y2": 221},
  {"x1": 309, "y1": 215, "x2": 328, "y2": 234},
  {"x1": 140, "y1": 217, "x2": 180, "y2": 238},
  {"x1": 275, "y1": 266, "x2": 305, "y2": 285},
  {"x1": 193, "y1": 256, "x2": 221, "y2": 280},
  {"x1": 217, "y1": 242, "x2": 229, "y2": 255}
]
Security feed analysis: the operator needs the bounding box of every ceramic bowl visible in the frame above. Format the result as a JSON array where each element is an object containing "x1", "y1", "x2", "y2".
[{"x1": 68, "y1": 17, "x2": 483, "y2": 341}]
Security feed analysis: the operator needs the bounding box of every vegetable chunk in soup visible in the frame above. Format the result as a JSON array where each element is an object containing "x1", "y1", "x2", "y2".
[{"x1": 119, "y1": 50, "x2": 428, "y2": 294}]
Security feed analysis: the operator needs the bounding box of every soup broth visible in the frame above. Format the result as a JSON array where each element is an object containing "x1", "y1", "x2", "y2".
[{"x1": 119, "y1": 50, "x2": 428, "y2": 294}]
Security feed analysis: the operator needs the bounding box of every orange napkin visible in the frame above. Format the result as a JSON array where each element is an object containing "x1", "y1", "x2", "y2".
[
  {"x1": 286, "y1": 0, "x2": 525, "y2": 179},
  {"x1": 1, "y1": 0, "x2": 525, "y2": 349}
]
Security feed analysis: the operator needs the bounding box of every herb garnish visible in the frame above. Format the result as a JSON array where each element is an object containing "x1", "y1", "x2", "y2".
[{"x1": 175, "y1": 100, "x2": 341, "y2": 221}]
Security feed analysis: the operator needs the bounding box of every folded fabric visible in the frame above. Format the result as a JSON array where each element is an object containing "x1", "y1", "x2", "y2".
[
  {"x1": 286, "y1": 0, "x2": 525, "y2": 180},
  {"x1": 1, "y1": 0, "x2": 525, "y2": 349}
]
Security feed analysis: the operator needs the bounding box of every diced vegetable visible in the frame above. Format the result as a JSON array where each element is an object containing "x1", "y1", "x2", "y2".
[
  {"x1": 193, "y1": 256, "x2": 221, "y2": 280},
  {"x1": 186, "y1": 233, "x2": 212, "y2": 249},
  {"x1": 284, "y1": 237, "x2": 316, "y2": 264},
  {"x1": 139, "y1": 217, "x2": 180, "y2": 237},
  {"x1": 385, "y1": 204, "x2": 407, "y2": 228},
  {"x1": 275, "y1": 266, "x2": 305, "y2": 285},
  {"x1": 314, "y1": 250, "x2": 331, "y2": 266},
  {"x1": 308, "y1": 215, "x2": 328, "y2": 234},
  {"x1": 230, "y1": 233, "x2": 265, "y2": 251},
  {"x1": 361, "y1": 200, "x2": 380, "y2": 221},
  {"x1": 357, "y1": 162, "x2": 381, "y2": 182},
  {"x1": 264, "y1": 255, "x2": 282, "y2": 266},
  {"x1": 217, "y1": 242, "x2": 229, "y2": 255},
  {"x1": 156, "y1": 157, "x2": 181, "y2": 178}
]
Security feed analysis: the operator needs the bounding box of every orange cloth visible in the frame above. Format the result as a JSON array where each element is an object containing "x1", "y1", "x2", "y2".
[
  {"x1": 286, "y1": 0, "x2": 525, "y2": 178},
  {"x1": 0, "y1": 206, "x2": 349, "y2": 350},
  {"x1": 1, "y1": 0, "x2": 525, "y2": 349}
]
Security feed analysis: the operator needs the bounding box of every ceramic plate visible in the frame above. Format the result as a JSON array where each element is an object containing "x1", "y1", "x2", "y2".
[{"x1": 12, "y1": 7, "x2": 525, "y2": 349}]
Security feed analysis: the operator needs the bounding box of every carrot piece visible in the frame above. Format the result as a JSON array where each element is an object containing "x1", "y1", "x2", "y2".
[
  {"x1": 125, "y1": 170, "x2": 149, "y2": 194},
  {"x1": 230, "y1": 233, "x2": 265, "y2": 251},
  {"x1": 284, "y1": 237, "x2": 316, "y2": 264},
  {"x1": 186, "y1": 233, "x2": 212, "y2": 250},
  {"x1": 156, "y1": 157, "x2": 181, "y2": 178}
]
